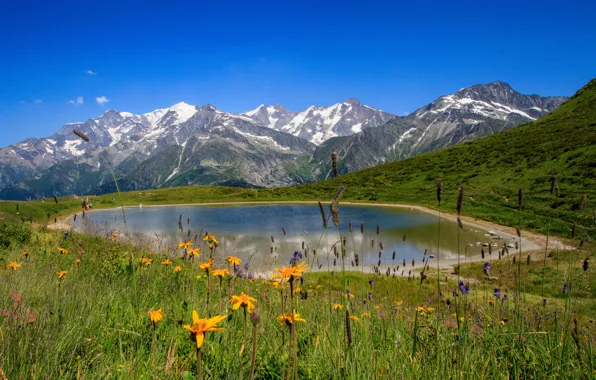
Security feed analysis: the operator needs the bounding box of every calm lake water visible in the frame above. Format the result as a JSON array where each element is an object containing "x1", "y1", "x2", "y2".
[{"x1": 74, "y1": 204, "x2": 510, "y2": 272}]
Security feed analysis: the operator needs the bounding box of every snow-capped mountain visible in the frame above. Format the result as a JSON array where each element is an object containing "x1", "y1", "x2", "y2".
[
  {"x1": 243, "y1": 98, "x2": 394, "y2": 145},
  {"x1": 0, "y1": 102, "x2": 316, "y2": 199},
  {"x1": 310, "y1": 81, "x2": 568, "y2": 178},
  {"x1": 0, "y1": 82, "x2": 569, "y2": 199}
]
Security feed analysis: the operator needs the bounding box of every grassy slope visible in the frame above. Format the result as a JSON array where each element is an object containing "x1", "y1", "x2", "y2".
[{"x1": 2, "y1": 79, "x2": 595, "y2": 239}]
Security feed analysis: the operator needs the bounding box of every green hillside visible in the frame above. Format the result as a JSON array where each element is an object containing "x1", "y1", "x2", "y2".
[{"x1": 2, "y1": 78, "x2": 595, "y2": 239}]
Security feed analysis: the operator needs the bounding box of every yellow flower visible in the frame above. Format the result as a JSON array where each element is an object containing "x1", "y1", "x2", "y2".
[
  {"x1": 57, "y1": 247, "x2": 68, "y2": 254},
  {"x1": 161, "y1": 259, "x2": 172, "y2": 265},
  {"x1": 426, "y1": 307, "x2": 435, "y2": 312},
  {"x1": 361, "y1": 312, "x2": 371, "y2": 318},
  {"x1": 375, "y1": 305, "x2": 382, "y2": 310},
  {"x1": 112, "y1": 233, "x2": 119, "y2": 238},
  {"x1": 416, "y1": 306, "x2": 426, "y2": 312},
  {"x1": 200, "y1": 259, "x2": 214, "y2": 272},
  {"x1": 394, "y1": 300, "x2": 404, "y2": 306},
  {"x1": 451, "y1": 313, "x2": 457, "y2": 317},
  {"x1": 460, "y1": 316, "x2": 465, "y2": 322},
  {"x1": 499, "y1": 319, "x2": 506, "y2": 326},
  {"x1": 332, "y1": 303, "x2": 343, "y2": 310},
  {"x1": 272, "y1": 262, "x2": 309, "y2": 282},
  {"x1": 203, "y1": 234, "x2": 219, "y2": 247},
  {"x1": 212, "y1": 268, "x2": 230, "y2": 279},
  {"x1": 178, "y1": 241, "x2": 193, "y2": 249},
  {"x1": 488, "y1": 299, "x2": 494, "y2": 306},
  {"x1": 174, "y1": 265, "x2": 182, "y2": 273},
  {"x1": 183, "y1": 310, "x2": 226, "y2": 348},
  {"x1": 139, "y1": 257, "x2": 153, "y2": 266},
  {"x1": 75, "y1": 258, "x2": 81, "y2": 265},
  {"x1": 23, "y1": 251, "x2": 30, "y2": 257},
  {"x1": 226, "y1": 256, "x2": 241, "y2": 266},
  {"x1": 277, "y1": 311, "x2": 306, "y2": 327},
  {"x1": 230, "y1": 292, "x2": 257, "y2": 312},
  {"x1": 7, "y1": 262, "x2": 21, "y2": 270},
  {"x1": 57, "y1": 270, "x2": 68, "y2": 279},
  {"x1": 349, "y1": 315, "x2": 360, "y2": 322},
  {"x1": 195, "y1": 274, "x2": 203, "y2": 280},
  {"x1": 149, "y1": 308, "x2": 165, "y2": 323},
  {"x1": 271, "y1": 281, "x2": 283, "y2": 289},
  {"x1": 188, "y1": 248, "x2": 200, "y2": 257}
]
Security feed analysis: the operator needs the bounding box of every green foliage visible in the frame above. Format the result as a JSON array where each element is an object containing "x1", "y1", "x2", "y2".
[{"x1": 0, "y1": 221, "x2": 31, "y2": 249}]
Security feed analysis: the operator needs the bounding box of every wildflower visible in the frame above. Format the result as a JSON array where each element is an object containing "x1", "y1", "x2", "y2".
[
  {"x1": 543, "y1": 298, "x2": 547, "y2": 307},
  {"x1": 488, "y1": 299, "x2": 494, "y2": 306},
  {"x1": 211, "y1": 268, "x2": 230, "y2": 279},
  {"x1": 174, "y1": 265, "x2": 182, "y2": 273},
  {"x1": 226, "y1": 256, "x2": 241, "y2": 266},
  {"x1": 368, "y1": 292, "x2": 373, "y2": 301},
  {"x1": 178, "y1": 241, "x2": 192, "y2": 249},
  {"x1": 200, "y1": 259, "x2": 214, "y2": 272},
  {"x1": 57, "y1": 270, "x2": 68, "y2": 279},
  {"x1": 195, "y1": 275, "x2": 203, "y2": 280},
  {"x1": 57, "y1": 247, "x2": 68, "y2": 254},
  {"x1": 426, "y1": 307, "x2": 435, "y2": 312},
  {"x1": 140, "y1": 257, "x2": 153, "y2": 266},
  {"x1": 112, "y1": 233, "x2": 119, "y2": 238},
  {"x1": 361, "y1": 312, "x2": 371, "y2": 318},
  {"x1": 188, "y1": 248, "x2": 200, "y2": 257},
  {"x1": 272, "y1": 262, "x2": 309, "y2": 282},
  {"x1": 562, "y1": 283, "x2": 568, "y2": 294},
  {"x1": 349, "y1": 315, "x2": 360, "y2": 322},
  {"x1": 230, "y1": 293, "x2": 257, "y2": 312},
  {"x1": 183, "y1": 310, "x2": 226, "y2": 348},
  {"x1": 277, "y1": 311, "x2": 306, "y2": 327},
  {"x1": 149, "y1": 308, "x2": 165, "y2": 323},
  {"x1": 494, "y1": 288, "x2": 501, "y2": 299},
  {"x1": 289, "y1": 251, "x2": 303, "y2": 265},
  {"x1": 75, "y1": 258, "x2": 81, "y2": 265},
  {"x1": 502, "y1": 294, "x2": 508, "y2": 302},
  {"x1": 499, "y1": 319, "x2": 506, "y2": 326},
  {"x1": 369, "y1": 279, "x2": 374, "y2": 288},
  {"x1": 345, "y1": 290, "x2": 355, "y2": 299},
  {"x1": 394, "y1": 300, "x2": 404, "y2": 306},
  {"x1": 483, "y1": 262, "x2": 491, "y2": 276},
  {"x1": 332, "y1": 303, "x2": 343, "y2": 310},
  {"x1": 161, "y1": 259, "x2": 172, "y2": 265},
  {"x1": 7, "y1": 262, "x2": 21, "y2": 270},
  {"x1": 416, "y1": 306, "x2": 426, "y2": 312},
  {"x1": 203, "y1": 234, "x2": 219, "y2": 247},
  {"x1": 22, "y1": 251, "x2": 30, "y2": 257},
  {"x1": 458, "y1": 281, "x2": 470, "y2": 295}
]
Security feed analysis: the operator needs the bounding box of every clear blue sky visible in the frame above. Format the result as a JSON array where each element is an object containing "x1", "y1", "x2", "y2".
[{"x1": 1, "y1": 0, "x2": 594, "y2": 148}]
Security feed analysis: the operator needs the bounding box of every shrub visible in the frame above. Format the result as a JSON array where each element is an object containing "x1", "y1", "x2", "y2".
[{"x1": 0, "y1": 221, "x2": 31, "y2": 248}]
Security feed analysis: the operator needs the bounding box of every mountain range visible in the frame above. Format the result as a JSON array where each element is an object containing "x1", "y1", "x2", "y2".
[{"x1": 0, "y1": 81, "x2": 568, "y2": 200}]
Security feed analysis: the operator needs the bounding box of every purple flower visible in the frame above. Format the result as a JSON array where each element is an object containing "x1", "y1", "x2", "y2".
[
  {"x1": 247, "y1": 272, "x2": 254, "y2": 280},
  {"x1": 290, "y1": 251, "x2": 303, "y2": 265},
  {"x1": 244, "y1": 262, "x2": 249, "y2": 271},
  {"x1": 502, "y1": 294, "x2": 508, "y2": 302},
  {"x1": 458, "y1": 281, "x2": 469, "y2": 295},
  {"x1": 542, "y1": 298, "x2": 547, "y2": 307},
  {"x1": 63, "y1": 233, "x2": 69, "y2": 239},
  {"x1": 483, "y1": 262, "x2": 491, "y2": 276},
  {"x1": 368, "y1": 292, "x2": 373, "y2": 300},
  {"x1": 455, "y1": 335, "x2": 463, "y2": 343},
  {"x1": 494, "y1": 288, "x2": 501, "y2": 299},
  {"x1": 369, "y1": 279, "x2": 374, "y2": 288},
  {"x1": 562, "y1": 283, "x2": 568, "y2": 294}
]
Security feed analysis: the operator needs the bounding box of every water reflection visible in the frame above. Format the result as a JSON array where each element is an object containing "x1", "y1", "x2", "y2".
[{"x1": 74, "y1": 204, "x2": 518, "y2": 271}]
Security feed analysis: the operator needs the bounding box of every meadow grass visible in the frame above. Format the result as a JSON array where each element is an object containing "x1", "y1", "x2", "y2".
[{"x1": 1, "y1": 217, "x2": 594, "y2": 379}]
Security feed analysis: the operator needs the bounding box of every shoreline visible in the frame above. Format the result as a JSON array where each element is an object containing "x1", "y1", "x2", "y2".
[{"x1": 46, "y1": 200, "x2": 569, "y2": 275}]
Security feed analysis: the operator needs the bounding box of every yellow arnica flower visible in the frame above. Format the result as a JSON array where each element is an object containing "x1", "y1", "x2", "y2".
[
  {"x1": 7, "y1": 262, "x2": 21, "y2": 270},
  {"x1": 149, "y1": 308, "x2": 165, "y2": 323},
  {"x1": 161, "y1": 259, "x2": 172, "y2": 265},
  {"x1": 200, "y1": 259, "x2": 214, "y2": 271},
  {"x1": 178, "y1": 241, "x2": 193, "y2": 249},
  {"x1": 140, "y1": 257, "x2": 153, "y2": 266},
  {"x1": 183, "y1": 310, "x2": 226, "y2": 349},
  {"x1": 226, "y1": 256, "x2": 241, "y2": 266},
  {"x1": 426, "y1": 307, "x2": 435, "y2": 312},
  {"x1": 361, "y1": 312, "x2": 371, "y2": 318},
  {"x1": 499, "y1": 319, "x2": 506, "y2": 325},
  {"x1": 395, "y1": 300, "x2": 404, "y2": 306},
  {"x1": 416, "y1": 306, "x2": 426, "y2": 312},
  {"x1": 57, "y1": 247, "x2": 68, "y2": 254},
  {"x1": 332, "y1": 303, "x2": 343, "y2": 310},
  {"x1": 174, "y1": 265, "x2": 182, "y2": 273},
  {"x1": 211, "y1": 268, "x2": 230, "y2": 278},
  {"x1": 272, "y1": 262, "x2": 309, "y2": 282},
  {"x1": 23, "y1": 251, "x2": 30, "y2": 257},
  {"x1": 112, "y1": 233, "x2": 118, "y2": 238},
  {"x1": 75, "y1": 258, "x2": 81, "y2": 264},
  {"x1": 271, "y1": 281, "x2": 282, "y2": 289},
  {"x1": 277, "y1": 311, "x2": 306, "y2": 327},
  {"x1": 188, "y1": 248, "x2": 200, "y2": 257},
  {"x1": 57, "y1": 270, "x2": 68, "y2": 279},
  {"x1": 349, "y1": 315, "x2": 360, "y2": 322},
  {"x1": 230, "y1": 293, "x2": 257, "y2": 312}
]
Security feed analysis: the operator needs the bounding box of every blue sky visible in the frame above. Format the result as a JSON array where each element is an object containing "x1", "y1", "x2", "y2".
[{"x1": 1, "y1": 0, "x2": 594, "y2": 147}]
